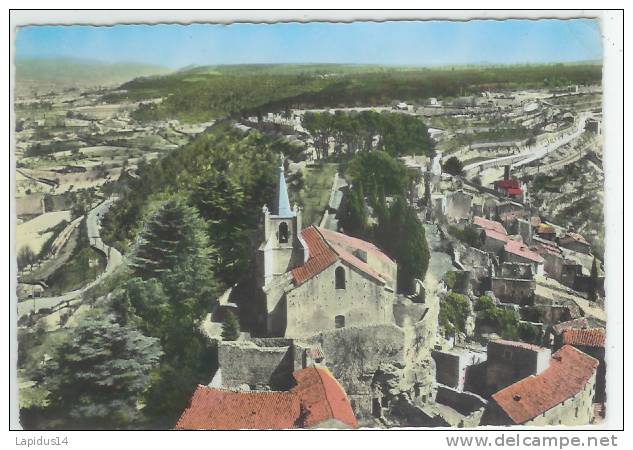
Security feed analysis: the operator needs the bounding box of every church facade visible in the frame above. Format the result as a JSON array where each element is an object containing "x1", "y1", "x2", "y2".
[{"x1": 253, "y1": 160, "x2": 398, "y2": 338}]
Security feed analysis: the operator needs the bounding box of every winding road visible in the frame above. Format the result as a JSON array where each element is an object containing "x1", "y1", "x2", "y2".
[
  {"x1": 462, "y1": 113, "x2": 591, "y2": 173},
  {"x1": 17, "y1": 198, "x2": 123, "y2": 319}
]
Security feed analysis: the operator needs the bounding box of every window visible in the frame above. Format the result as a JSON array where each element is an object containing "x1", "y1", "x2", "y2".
[
  {"x1": 278, "y1": 222, "x2": 289, "y2": 243},
  {"x1": 335, "y1": 266, "x2": 346, "y2": 290},
  {"x1": 335, "y1": 315, "x2": 346, "y2": 328}
]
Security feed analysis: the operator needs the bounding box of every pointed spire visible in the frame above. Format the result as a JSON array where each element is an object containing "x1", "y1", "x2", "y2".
[{"x1": 274, "y1": 154, "x2": 293, "y2": 217}]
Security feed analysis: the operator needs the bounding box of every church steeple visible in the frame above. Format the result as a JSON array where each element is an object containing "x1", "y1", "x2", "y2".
[
  {"x1": 257, "y1": 154, "x2": 305, "y2": 289},
  {"x1": 273, "y1": 155, "x2": 293, "y2": 217}
]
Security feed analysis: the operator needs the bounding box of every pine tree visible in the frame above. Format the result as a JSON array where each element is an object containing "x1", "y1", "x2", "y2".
[
  {"x1": 221, "y1": 311, "x2": 240, "y2": 341},
  {"x1": 43, "y1": 312, "x2": 162, "y2": 429}
]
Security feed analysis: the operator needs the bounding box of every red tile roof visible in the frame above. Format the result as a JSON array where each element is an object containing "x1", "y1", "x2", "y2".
[
  {"x1": 485, "y1": 228, "x2": 511, "y2": 243},
  {"x1": 492, "y1": 345, "x2": 599, "y2": 424},
  {"x1": 473, "y1": 216, "x2": 507, "y2": 235},
  {"x1": 562, "y1": 328, "x2": 605, "y2": 348},
  {"x1": 552, "y1": 318, "x2": 589, "y2": 335},
  {"x1": 175, "y1": 367, "x2": 358, "y2": 430},
  {"x1": 319, "y1": 227, "x2": 395, "y2": 265},
  {"x1": 291, "y1": 227, "x2": 338, "y2": 285},
  {"x1": 506, "y1": 187, "x2": 524, "y2": 196},
  {"x1": 504, "y1": 240, "x2": 544, "y2": 264},
  {"x1": 496, "y1": 179, "x2": 521, "y2": 190},
  {"x1": 291, "y1": 226, "x2": 389, "y2": 286}
]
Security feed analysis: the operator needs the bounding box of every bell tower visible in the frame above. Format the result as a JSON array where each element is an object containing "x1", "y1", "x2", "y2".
[{"x1": 257, "y1": 156, "x2": 306, "y2": 287}]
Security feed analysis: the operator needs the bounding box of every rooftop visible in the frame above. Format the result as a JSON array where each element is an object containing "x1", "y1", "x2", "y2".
[
  {"x1": 504, "y1": 240, "x2": 545, "y2": 264},
  {"x1": 473, "y1": 216, "x2": 507, "y2": 235},
  {"x1": 291, "y1": 226, "x2": 391, "y2": 287},
  {"x1": 175, "y1": 367, "x2": 358, "y2": 430},
  {"x1": 562, "y1": 328, "x2": 605, "y2": 348},
  {"x1": 492, "y1": 345, "x2": 599, "y2": 424}
]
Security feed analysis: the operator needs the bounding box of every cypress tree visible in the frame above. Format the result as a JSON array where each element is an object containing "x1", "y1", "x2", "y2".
[{"x1": 221, "y1": 311, "x2": 240, "y2": 341}]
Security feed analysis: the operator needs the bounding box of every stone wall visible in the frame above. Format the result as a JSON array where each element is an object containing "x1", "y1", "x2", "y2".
[
  {"x1": 491, "y1": 278, "x2": 536, "y2": 305},
  {"x1": 433, "y1": 348, "x2": 487, "y2": 391},
  {"x1": 486, "y1": 342, "x2": 551, "y2": 394},
  {"x1": 218, "y1": 340, "x2": 296, "y2": 390},
  {"x1": 446, "y1": 191, "x2": 473, "y2": 222},
  {"x1": 435, "y1": 384, "x2": 488, "y2": 417}
]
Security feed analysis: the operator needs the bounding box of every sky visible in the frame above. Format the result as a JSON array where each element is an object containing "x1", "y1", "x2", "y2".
[{"x1": 15, "y1": 19, "x2": 603, "y2": 69}]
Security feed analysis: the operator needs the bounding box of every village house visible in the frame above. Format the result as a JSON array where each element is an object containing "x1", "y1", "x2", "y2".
[
  {"x1": 473, "y1": 216, "x2": 510, "y2": 254},
  {"x1": 175, "y1": 367, "x2": 358, "y2": 430},
  {"x1": 485, "y1": 339, "x2": 551, "y2": 394},
  {"x1": 503, "y1": 240, "x2": 545, "y2": 275},
  {"x1": 557, "y1": 328, "x2": 606, "y2": 402},
  {"x1": 558, "y1": 232, "x2": 592, "y2": 254},
  {"x1": 491, "y1": 262, "x2": 536, "y2": 305},
  {"x1": 432, "y1": 346, "x2": 487, "y2": 392},
  {"x1": 483, "y1": 345, "x2": 598, "y2": 426},
  {"x1": 535, "y1": 223, "x2": 557, "y2": 241}
]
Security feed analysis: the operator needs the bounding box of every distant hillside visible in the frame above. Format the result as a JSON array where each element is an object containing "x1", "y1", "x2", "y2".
[
  {"x1": 106, "y1": 63, "x2": 603, "y2": 123},
  {"x1": 15, "y1": 57, "x2": 171, "y2": 87},
  {"x1": 177, "y1": 63, "x2": 416, "y2": 76}
]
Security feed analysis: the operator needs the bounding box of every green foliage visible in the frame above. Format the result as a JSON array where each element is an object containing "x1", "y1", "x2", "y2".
[
  {"x1": 339, "y1": 182, "x2": 368, "y2": 238},
  {"x1": 132, "y1": 198, "x2": 213, "y2": 280},
  {"x1": 447, "y1": 224, "x2": 481, "y2": 248},
  {"x1": 302, "y1": 110, "x2": 433, "y2": 158},
  {"x1": 444, "y1": 270, "x2": 456, "y2": 290},
  {"x1": 111, "y1": 64, "x2": 602, "y2": 123},
  {"x1": 42, "y1": 311, "x2": 162, "y2": 429},
  {"x1": 343, "y1": 151, "x2": 429, "y2": 294},
  {"x1": 475, "y1": 295, "x2": 541, "y2": 344},
  {"x1": 101, "y1": 123, "x2": 279, "y2": 287},
  {"x1": 221, "y1": 311, "x2": 240, "y2": 341},
  {"x1": 439, "y1": 292, "x2": 471, "y2": 337},
  {"x1": 374, "y1": 197, "x2": 430, "y2": 294},
  {"x1": 442, "y1": 156, "x2": 464, "y2": 176},
  {"x1": 347, "y1": 151, "x2": 412, "y2": 198}
]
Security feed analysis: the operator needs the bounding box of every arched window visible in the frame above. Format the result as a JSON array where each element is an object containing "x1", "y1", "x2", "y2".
[
  {"x1": 335, "y1": 266, "x2": 346, "y2": 290},
  {"x1": 335, "y1": 315, "x2": 346, "y2": 329},
  {"x1": 278, "y1": 222, "x2": 289, "y2": 243}
]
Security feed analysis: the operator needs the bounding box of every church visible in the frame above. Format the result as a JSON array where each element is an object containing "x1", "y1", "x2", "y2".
[{"x1": 245, "y1": 158, "x2": 399, "y2": 338}]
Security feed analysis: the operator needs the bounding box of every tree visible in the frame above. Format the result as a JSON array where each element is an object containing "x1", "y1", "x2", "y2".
[
  {"x1": 442, "y1": 156, "x2": 464, "y2": 176},
  {"x1": 339, "y1": 183, "x2": 368, "y2": 238},
  {"x1": 131, "y1": 198, "x2": 214, "y2": 282},
  {"x1": 42, "y1": 312, "x2": 162, "y2": 429},
  {"x1": 17, "y1": 245, "x2": 36, "y2": 271},
  {"x1": 439, "y1": 292, "x2": 471, "y2": 337},
  {"x1": 221, "y1": 311, "x2": 240, "y2": 341},
  {"x1": 347, "y1": 151, "x2": 411, "y2": 198},
  {"x1": 374, "y1": 196, "x2": 430, "y2": 294}
]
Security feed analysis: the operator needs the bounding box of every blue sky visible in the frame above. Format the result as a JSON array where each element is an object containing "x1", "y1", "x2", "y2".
[{"x1": 15, "y1": 19, "x2": 602, "y2": 68}]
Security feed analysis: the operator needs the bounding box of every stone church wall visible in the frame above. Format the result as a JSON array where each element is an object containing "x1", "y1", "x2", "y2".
[{"x1": 285, "y1": 262, "x2": 394, "y2": 337}]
